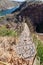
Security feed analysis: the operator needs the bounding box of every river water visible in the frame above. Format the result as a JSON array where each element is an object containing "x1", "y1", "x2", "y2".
[{"x1": 0, "y1": 6, "x2": 19, "y2": 16}]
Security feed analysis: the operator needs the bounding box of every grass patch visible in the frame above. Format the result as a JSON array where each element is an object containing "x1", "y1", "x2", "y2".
[
  {"x1": 0, "y1": 26, "x2": 17, "y2": 36},
  {"x1": 32, "y1": 34, "x2": 43, "y2": 64}
]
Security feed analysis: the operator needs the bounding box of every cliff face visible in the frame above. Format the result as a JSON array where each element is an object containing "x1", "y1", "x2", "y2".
[
  {"x1": 21, "y1": 2, "x2": 43, "y2": 24},
  {"x1": 15, "y1": 1, "x2": 43, "y2": 32},
  {"x1": 0, "y1": 0, "x2": 15, "y2": 10}
]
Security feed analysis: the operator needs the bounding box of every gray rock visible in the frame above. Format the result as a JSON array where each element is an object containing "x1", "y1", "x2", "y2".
[{"x1": 15, "y1": 23, "x2": 36, "y2": 59}]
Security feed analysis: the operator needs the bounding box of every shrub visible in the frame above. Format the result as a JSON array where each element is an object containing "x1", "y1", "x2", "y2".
[
  {"x1": 37, "y1": 41, "x2": 43, "y2": 63},
  {"x1": 32, "y1": 34, "x2": 43, "y2": 63},
  {"x1": 0, "y1": 26, "x2": 17, "y2": 36}
]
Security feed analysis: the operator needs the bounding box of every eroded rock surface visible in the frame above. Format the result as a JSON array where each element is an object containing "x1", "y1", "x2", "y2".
[
  {"x1": 0, "y1": 23, "x2": 36, "y2": 65},
  {"x1": 0, "y1": 0, "x2": 16, "y2": 10},
  {"x1": 16, "y1": 23, "x2": 36, "y2": 59}
]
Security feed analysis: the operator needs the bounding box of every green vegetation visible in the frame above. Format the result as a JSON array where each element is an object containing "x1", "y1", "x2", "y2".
[
  {"x1": 0, "y1": 16, "x2": 5, "y2": 22},
  {"x1": 0, "y1": 26, "x2": 17, "y2": 36},
  {"x1": 32, "y1": 34, "x2": 43, "y2": 65},
  {"x1": 37, "y1": 41, "x2": 43, "y2": 63}
]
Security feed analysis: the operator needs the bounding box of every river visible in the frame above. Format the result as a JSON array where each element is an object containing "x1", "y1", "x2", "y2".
[{"x1": 0, "y1": 6, "x2": 19, "y2": 16}]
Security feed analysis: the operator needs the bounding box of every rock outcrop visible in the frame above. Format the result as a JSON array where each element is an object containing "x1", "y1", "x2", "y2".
[
  {"x1": 13, "y1": 1, "x2": 43, "y2": 32},
  {"x1": 0, "y1": 23, "x2": 36, "y2": 65}
]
